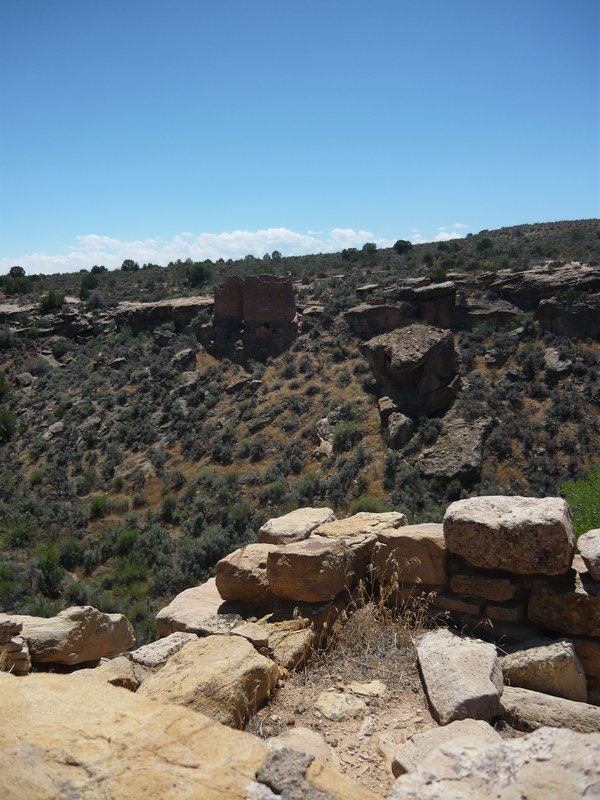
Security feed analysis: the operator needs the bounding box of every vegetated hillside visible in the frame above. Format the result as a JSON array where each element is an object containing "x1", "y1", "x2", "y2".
[{"x1": 0, "y1": 218, "x2": 599, "y2": 642}]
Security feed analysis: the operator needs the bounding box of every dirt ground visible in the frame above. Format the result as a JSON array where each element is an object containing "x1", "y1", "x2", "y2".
[{"x1": 247, "y1": 605, "x2": 438, "y2": 795}]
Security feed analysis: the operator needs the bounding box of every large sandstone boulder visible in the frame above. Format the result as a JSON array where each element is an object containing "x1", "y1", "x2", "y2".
[
  {"x1": 501, "y1": 638, "x2": 587, "y2": 702},
  {"x1": 215, "y1": 543, "x2": 278, "y2": 605},
  {"x1": 137, "y1": 635, "x2": 278, "y2": 728},
  {"x1": 371, "y1": 523, "x2": 447, "y2": 588},
  {"x1": 266, "y1": 536, "x2": 355, "y2": 602},
  {"x1": 0, "y1": 672, "x2": 372, "y2": 800},
  {"x1": 359, "y1": 324, "x2": 459, "y2": 416},
  {"x1": 387, "y1": 726, "x2": 600, "y2": 800},
  {"x1": 444, "y1": 496, "x2": 574, "y2": 575},
  {"x1": 258, "y1": 506, "x2": 336, "y2": 545},
  {"x1": 155, "y1": 577, "x2": 243, "y2": 638},
  {"x1": 78, "y1": 655, "x2": 139, "y2": 691},
  {"x1": 13, "y1": 606, "x2": 134, "y2": 665},
  {"x1": 578, "y1": 529, "x2": 600, "y2": 581},
  {"x1": 528, "y1": 561, "x2": 600, "y2": 636},
  {"x1": 392, "y1": 718, "x2": 500, "y2": 776},
  {"x1": 500, "y1": 685, "x2": 600, "y2": 733},
  {"x1": 416, "y1": 629, "x2": 503, "y2": 724}
]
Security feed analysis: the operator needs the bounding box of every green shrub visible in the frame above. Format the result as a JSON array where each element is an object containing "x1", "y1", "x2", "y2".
[
  {"x1": 0, "y1": 407, "x2": 16, "y2": 442},
  {"x1": 89, "y1": 495, "x2": 109, "y2": 519},
  {"x1": 350, "y1": 496, "x2": 384, "y2": 514},
  {"x1": 562, "y1": 464, "x2": 600, "y2": 538},
  {"x1": 332, "y1": 422, "x2": 363, "y2": 453},
  {"x1": 40, "y1": 290, "x2": 65, "y2": 315}
]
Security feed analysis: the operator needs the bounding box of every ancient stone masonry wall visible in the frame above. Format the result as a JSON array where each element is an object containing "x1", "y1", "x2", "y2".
[{"x1": 202, "y1": 274, "x2": 298, "y2": 363}]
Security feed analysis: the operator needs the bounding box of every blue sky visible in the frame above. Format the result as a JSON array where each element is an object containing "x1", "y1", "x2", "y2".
[{"x1": 1, "y1": 0, "x2": 598, "y2": 273}]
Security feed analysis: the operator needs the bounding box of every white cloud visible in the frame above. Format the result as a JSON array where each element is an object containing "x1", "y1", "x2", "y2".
[
  {"x1": 434, "y1": 231, "x2": 462, "y2": 242},
  {"x1": 0, "y1": 227, "x2": 394, "y2": 275},
  {"x1": 453, "y1": 223, "x2": 469, "y2": 230}
]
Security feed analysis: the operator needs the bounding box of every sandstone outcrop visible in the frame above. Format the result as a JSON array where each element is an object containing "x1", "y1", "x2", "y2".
[
  {"x1": 359, "y1": 324, "x2": 459, "y2": 416},
  {"x1": 387, "y1": 726, "x2": 600, "y2": 800},
  {"x1": 137, "y1": 635, "x2": 278, "y2": 728},
  {"x1": 444, "y1": 496, "x2": 574, "y2": 575},
  {"x1": 490, "y1": 263, "x2": 600, "y2": 310},
  {"x1": 13, "y1": 605, "x2": 135, "y2": 665},
  {"x1": 115, "y1": 295, "x2": 213, "y2": 334},
  {"x1": 416, "y1": 629, "x2": 503, "y2": 724},
  {"x1": 0, "y1": 672, "x2": 372, "y2": 800},
  {"x1": 78, "y1": 655, "x2": 139, "y2": 691},
  {"x1": 536, "y1": 292, "x2": 600, "y2": 339},
  {"x1": 501, "y1": 638, "x2": 587, "y2": 702},
  {"x1": 500, "y1": 685, "x2": 600, "y2": 733},
  {"x1": 258, "y1": 506, "x2": 336, "y2": 544},
  {"x1": 387, "y1": 411, "x2": 414, "y2": 447},
  {"x1": 345, "y1": 303, "x2": 409, "y2": 337}
]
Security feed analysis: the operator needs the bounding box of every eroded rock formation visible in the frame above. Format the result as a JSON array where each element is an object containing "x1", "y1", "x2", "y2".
[{"x1": 359, "y1": 324, "x2": 459, "y2": 416}]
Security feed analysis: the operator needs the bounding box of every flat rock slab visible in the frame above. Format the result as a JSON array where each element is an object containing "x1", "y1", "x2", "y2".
[
  {"x1": 137, "y1": 635, "x2": 278, "y2": 728},
  {"x1": 266, "y1": 727, "x2": 339, "y2": 769},
  {"x1": 267, "y1": 535, "x2": 354, "y2": 602},
  {"x1": 393, "y1": 718, "x2": 500, "y2": 776},
  {"x1": 215, "y1": 543, "x2": 279, "y2": 605},
  {"x1": 314, "y1": 511, "x2": 407, "y2": 539},
  {"x1": 528, "y1": 564, "x2": 600, "y2": 637},
  {"x1": 315, "y1": 690, "x2": 367, "y2": 721},
  {"x1": 0, "y1": 672, "x2": 373, "y2": 800},
  {"x1": 78, "y1": 655, "x2": 139, "y2": 692},
  {"x1": 155, "y1": 577, "x2": 243, "y2": 638},
  {"x1": 387, "y1": 726, "x2": 600, "y2": 800},
  {"x1": 129, "y1": 631, "x2": 197, "y2": 672},
  {"x1": 578, "y1": 529, "x2": 600, "y2": 581},
  {"x1": 416, "y1": 629, "x2": 503, "y2": 724},
  {"x1": 444, "y1": 495, "x2": 574, "y2": 575},
  {"x1": 258, "y1": 507, "x2": 336, "y2": 545},
  {"x1": 417, "y1": 415, "x2": 491, "y2": 485},
  {"x1": 372, "y1": 523, "x2": 447, "y2": 587},
  {"x1": 501, "y1": 638, "x2": 587, "y2": 702},
  {"x1": 13, "y1": 605, "x2": 135, "y2": 665},
  {"x1": 500, "y1": 685, "x2": 600, "y2": 733}
]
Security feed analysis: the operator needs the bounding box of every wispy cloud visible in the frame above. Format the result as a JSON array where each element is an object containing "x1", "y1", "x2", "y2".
[
  {"x1": 453, "y1": 223, "x2": 469, "y2": 230},
  {"x1": 410, "y1": 223, "x2": 469, "y2": 245},
  {"x1": 0, "y1": 227, "x2": 394, "y2": 275}
]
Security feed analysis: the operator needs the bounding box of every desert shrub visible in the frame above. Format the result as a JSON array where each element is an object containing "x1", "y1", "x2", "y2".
[
  {"x1": 40, "y1": 291, "x2": 65, "y2": 315},
  {"x1": 161, "y1": 495, "x2": 177, "y2": 523},
  {"x1": 332, "y1": 422, "x2": 362, "y2": 453},
  {"x1": 0, "y1": 407, "x2": 16, "y2": 442},
  {"x1": 350, "y1": 496, "x2": 384, "y2": 514},
  {"x1": 89, "y1": 495, "x2": 109, "y2": 519}
]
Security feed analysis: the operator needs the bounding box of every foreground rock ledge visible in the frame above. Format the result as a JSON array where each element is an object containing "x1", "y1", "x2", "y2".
[
  {"x1": 0, "y1": 672, "x2": 376, "y2": 800},
  {"x1": 443, "y1": 495, "x2": 574, "y2": 575},
  {"x1": 387, "y1": 726, "x2": 600, "y2": 800}
]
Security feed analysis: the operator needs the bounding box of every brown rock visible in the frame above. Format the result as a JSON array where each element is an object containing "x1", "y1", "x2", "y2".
[
  {"x1": 359, "y1": 324, "x2": 459, "y2": 416},
  {"x1": 345, "y1": 303, "x2": 409, "y2": 337},
  {"x1": 78, "y1": 655, "x2": 139, "y2": 691},
  {"x1": 215, "y1": 543, "x2": 278, "y2": 605},
  {"x1": 450, "y1": 572, "x2": 518, "y2": 602},
  {"x1": 578, "y1": 529, "x2": 600, "y2": 581},
  {"x1": 500, "y1": 685, "x2": 600, "y2": 733},
  {"x1": 155, "y1": 577, "x2": 243, "y2": 638},
  {"x1": 571, "y1": 636, "x2": 600, "y2": 682},
  {"x1": 258, "y1": 506, "x2": 336, "y2": 545},
  {"x1": 14, "y1": 606, "x2": 135, "y2": 666},
  {"x1": 501, "y1": 638, "x2": 587, "y2": 702},
  {"x1": 372, "y1": 523, "x2": 447, "y2": 587},
  {"x1": 444, "y1": 496, "x2": 574, "y2": 575},
  {"x1": 267, "y1": 535, "x2": 355, "y2": 602},
  {"x1": 528, "y1": 564, "x2": 600, "y2": 636},
  {"x1": 137, "y1": 635, "x2": 278, "y2": 728}
]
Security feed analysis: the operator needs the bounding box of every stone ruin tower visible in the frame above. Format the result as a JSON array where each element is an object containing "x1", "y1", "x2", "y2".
[{"x1": 201, "y1": 274, "x2": 298, "y2": 364}]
